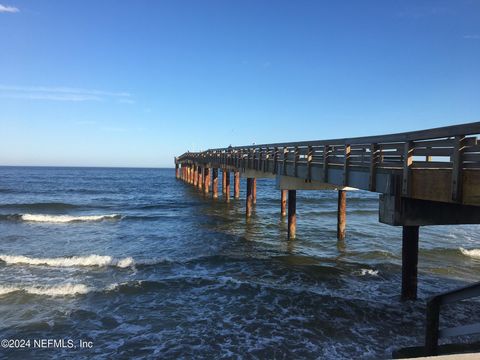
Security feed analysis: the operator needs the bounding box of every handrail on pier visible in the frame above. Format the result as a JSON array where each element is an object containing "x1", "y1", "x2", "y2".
[{"x1": 425, "y1": 281, "x2": 480, "y2": 356}]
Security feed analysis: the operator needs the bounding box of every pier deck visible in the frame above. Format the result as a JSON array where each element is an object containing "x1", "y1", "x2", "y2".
[{"x1": 175, "y1": 121, "x2": 480, "y2": 301}]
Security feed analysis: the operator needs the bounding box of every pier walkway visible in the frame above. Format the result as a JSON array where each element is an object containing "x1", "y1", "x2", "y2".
[{"x1": 175, "y1": 121, "x2": 480, "y2": 301}]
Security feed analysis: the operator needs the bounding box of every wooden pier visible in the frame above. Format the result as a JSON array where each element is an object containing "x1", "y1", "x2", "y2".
[{"x1": 175, "y1": 122, "x2": 480, "y2": 300}]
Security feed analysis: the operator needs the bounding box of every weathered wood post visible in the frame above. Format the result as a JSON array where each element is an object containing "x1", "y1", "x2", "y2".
[
  {"x1": 198, "y1": 166, "x2": 203, "y2": 190},
  {"x1": 222, "y1": 169, "x2": 226, "y2": 194},
  {"x1": 246, "y1": 178, "x2": 253, "y2": 217},
  {"x1": 337, "y1": 190, "x2": 347, "y2": 240},
  {"x1": 188, "y1": 165, "x2": 192, "y2": 184},
  {"x1": 252, "y1": 178, "x2": 257, "y2": 204},
  {"x1": 204, "y1": 168, "x2": 210, "y2": 194},
  {"x1": 212, "y1": 168, "x2": 219, "y2": 199},
  {"x1": 225, "y1": 171, "x2": 230, "y2": 202},
  {"x1": 234, "y1": 171, "x2": 240, "y2": 199},
  {"x1": 193, "y1": 165, "x2": 198, "y2": 186},
  {"x1": 175, "y1": 163, "x2": 179, "y2": 179},
  {"x1": 281, "y1": 189, "x2": 287, "y2": 217},
  {"x1": 401, "y1": 225, "x2": 419, "y2": 300},
  {"x1": 288, "y1": 190, "x2": 296, "y2": 240}
]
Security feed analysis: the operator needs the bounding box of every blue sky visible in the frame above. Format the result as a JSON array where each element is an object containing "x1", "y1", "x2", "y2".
[{"x1": 0, "y1": 1, "x2": 479, "y2": 167}]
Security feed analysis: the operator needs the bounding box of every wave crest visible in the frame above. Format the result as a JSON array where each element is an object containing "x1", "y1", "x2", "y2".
[
  {"x1": 0, "y1": 254, "x2": 134, "y2": 268},
  {"x1": 0, "y1": 283, "x2": 90, "y2": 297},
  {"x1": 460, "y1": 247, "x2": 480, "y2": 259},
  {"x1": 20, "y1": 214, "x2": 122, "y2": 223}
]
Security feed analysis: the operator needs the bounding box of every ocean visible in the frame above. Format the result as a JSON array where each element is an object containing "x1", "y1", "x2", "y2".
[{"x1": 0, "y1": 166, "x2": 479, "y2": 359}]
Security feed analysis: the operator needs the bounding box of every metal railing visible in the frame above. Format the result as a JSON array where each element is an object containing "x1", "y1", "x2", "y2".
[{"x1": 425, "y1": 281, "x2": 480, "y2": 356}]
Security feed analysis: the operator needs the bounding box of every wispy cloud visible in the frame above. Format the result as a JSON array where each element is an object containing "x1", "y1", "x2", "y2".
[
  {"x1": 463, "y1": 34, "x2": 480, "y2": 40},
  {"x1": 0, "y1": 85, "x2": 132, "y2": 102},
  {"x1": 0, "y1": 4, "x2": 19, "y2": 13}
]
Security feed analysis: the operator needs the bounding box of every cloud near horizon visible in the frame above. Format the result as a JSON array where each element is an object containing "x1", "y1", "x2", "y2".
[
  {"x1": 0, "y1": 4, "x2": 19, "y2": 13},
  {"x1": 0, "y1": 85, "x2": 133, "y2": 102}
]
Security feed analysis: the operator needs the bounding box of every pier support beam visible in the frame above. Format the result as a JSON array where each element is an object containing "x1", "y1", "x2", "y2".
[
  {"x1": 252, "y1": 178, "x2": 257, "y2": 204},
  {"x1": 193, "y1": 166, "x2": 198, "y2": 186},
  {"x1": 234, "y1": 171, "x2": 240, "y2": 199},
  {"x1": 337, "y1": 190, "x2": 347, "y2": 240},
  {"x1": 204, "y1": 168, "x2": 210, "y2": 194},
  {"x1": 281, "y1": 190, "x2": 287, "y2": 217},
  {"x1": 225, "y1": 171, "x2": 230, "y2": 202},
  {"x1": 246, "y1": 178, "x2": 254, "y2": 217},
  {"x1": 288, "y1": 190, "x2": 296, "y2": 240},
  {"x1": 212, "y1": 168, "x2": 218, "y2": 199},
  {"x1": 401, "y1": 225, "x2": 419, "y2": 301},
  {"x1": 175, "y1": 164, "x2": 179, "y2": 179}
]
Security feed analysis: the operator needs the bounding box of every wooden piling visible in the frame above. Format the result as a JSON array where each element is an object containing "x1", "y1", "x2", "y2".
[
  {"x1": 204, "y1": 168, "x2": 210, "y2": 194},
  {"x1": 234, "y1": 171, "x2": 240, "y2": 199},
  {"x1": 225, "y1": 171, "x2": 230, "y2": 202},
  {"x1": 401, "y1": 225, "x2": 419, "y2": 301},
  {"x1": 175, "y1": 164, "x2": 179, "y2": 179},
  {"x1": 281, "y1": 189, "x2": 287, "y2": 217},
  {"x1": 246, "y1": 178, "x2": 253, "y2": 217},
  {"x1": 252, "y1": 178, "x2": 257, "y2": 204},
  {"x1": 212, "y1": 168, "x2": 218, "y2": 199},
  {"x1": 193, "y1": 166, "x2": 198, "y2": 186},
  {"x1": 197, "y1": 166, "x2": 203, "y2": 190},
  {"x1": 337, "y1": 190, "x2": 346, "y2": 240},
  {"x1": 222, "y1": 169, "x2": 226, "y2": 194},
  {"x1": 288, "y1": 190, "x2": 296, "y2": 240}
]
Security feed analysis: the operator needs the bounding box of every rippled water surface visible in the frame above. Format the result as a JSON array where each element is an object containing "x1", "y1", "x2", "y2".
[{"x1": 1, "y1": 166, "x2": 480, "y2": 359}]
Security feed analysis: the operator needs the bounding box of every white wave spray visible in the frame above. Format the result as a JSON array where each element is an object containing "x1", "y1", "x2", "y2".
[
  {"x1": 0, "y1": 254, "x2": 134, "y2": 268},
  {"x1": 20, "y1": 214, "x2": 121, "y2": 223},
  {"x1": 0, "y1": 283, "x2": 90, "y2": 297},
  {"x1": 460, "y1": 247, "x2": 480, "y2": 259}
]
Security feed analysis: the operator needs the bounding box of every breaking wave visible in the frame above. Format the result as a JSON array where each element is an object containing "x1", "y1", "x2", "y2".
[
  {"x1": 460, "y1": 247, "x2": 480, "y2": 259},
  {"x1": 0, "y1": 283, "x2": 90, "y2": 297},
  {"x1": 0, "y1": 254, "x2": 134, "y2": 268},
  {"x1": 18, "y1": 214, "x2": 121, "y2": 223}
]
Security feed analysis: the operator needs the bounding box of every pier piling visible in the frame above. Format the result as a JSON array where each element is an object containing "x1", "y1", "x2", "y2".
[
  {"x1": 212, "y1": 168, "x2": 218, "y2": 199},
  {"x1": 401, "y1": 225, "x2": 419, "y2": 301},
  {"x1": 252, "y1": 178, "x2": 257, "y2": 204},
  {"x1": 204, "y1": 168, "x2": 210, "y2": 194},
  {"x1": 337, "y1": 190, "x2": 347, "y2": 240},
  {"x1": 281, "y1": 190, "x2": 287, "y2": 217},
  {"x1": 288, "y1": 190, "x2": 297, "y2": 240},
  {"x1": 225, "y1": 171, "x2": 230, "y2": 202},
  {"x1": 246, "y1": 178, "x2": 253, "y2": 217},
  {"x1": 222, "y1": 169, "x2": 226, "y2": 194},
  {"x1": 234, "y1": 171, "x2": 240, "y2": 199}
]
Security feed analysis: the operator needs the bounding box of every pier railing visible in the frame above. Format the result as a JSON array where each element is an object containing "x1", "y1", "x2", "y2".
[
  {"x1": 425, "y1": 281, "x2": 480, "y2": 356},
  {"x1": 177, "y1": 122, "x2": 480, "y2": 203}
]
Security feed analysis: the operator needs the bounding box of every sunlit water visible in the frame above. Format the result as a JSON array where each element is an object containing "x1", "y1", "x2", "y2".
[{"x1": 0, "y1": 167, "x2": 479, "y2": 359}]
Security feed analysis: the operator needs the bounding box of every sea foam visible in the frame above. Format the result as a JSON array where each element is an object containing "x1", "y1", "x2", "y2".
[
  {"x1": 20, "y1": 214, "x2": 121, "y2": 223},
  {"x1": 0, "y1": 254, "x2": 134, "y2": 268},
  {"x1": 0, "y1": 283, "x2": 90, "y2": 297},
  {"x1": 460, "y1": 247, "x2": 480, "y2": 259}
]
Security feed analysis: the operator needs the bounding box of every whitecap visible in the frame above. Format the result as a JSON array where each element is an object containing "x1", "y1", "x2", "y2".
[
  {"x1": 460, "y1": 247, "x2": 480, "y2": 259},
  {"x1": 359, "y1": 269, "x2": 379, "y2": 276},
  {"x1": 20, "y1": 214, "x2": 121, "y2": 223},
  {"x1": 0, "y1": 283, "x2": 90, "y2": 297},
  {"x1": 0, "y1": 254, "x2": 135, "y2": 268}
]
